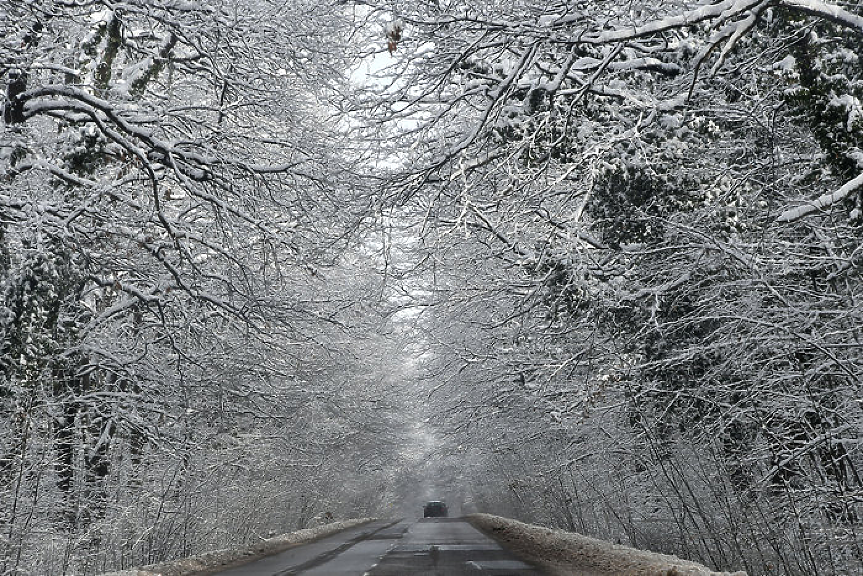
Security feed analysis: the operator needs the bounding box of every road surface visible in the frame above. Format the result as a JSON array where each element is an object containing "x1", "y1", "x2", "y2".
[{"x1": 212, "y1": 517, "x2": 545, "y2": 575}]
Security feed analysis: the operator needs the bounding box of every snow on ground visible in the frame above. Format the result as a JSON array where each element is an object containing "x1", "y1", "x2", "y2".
[
  {"x1": 99, "y1": 518, "x2": 375, "y2": 576},
  {"x1": 467, "y1": 514, "x2": 747, "y2": 576}
]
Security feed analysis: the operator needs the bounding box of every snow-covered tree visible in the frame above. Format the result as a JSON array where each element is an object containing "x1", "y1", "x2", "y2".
[
  {"x1": 354, "y1": 1, "x2": 863, "y2": 573},
  {"x1": 1, "y1": 1, "x2": 407, "y2": 572}
]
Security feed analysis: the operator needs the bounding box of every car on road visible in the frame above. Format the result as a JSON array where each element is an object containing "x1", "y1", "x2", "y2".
[{"x1": 423, "y1": 500, "x2": 448, "y2": 517}]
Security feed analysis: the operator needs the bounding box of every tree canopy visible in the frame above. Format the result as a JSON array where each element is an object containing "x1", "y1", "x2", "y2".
[{"x1": 2, "y1": 1, "x2": 863, "y2": 574}]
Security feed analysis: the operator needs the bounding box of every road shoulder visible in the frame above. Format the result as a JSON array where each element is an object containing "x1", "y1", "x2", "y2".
[
  {"x1": 466, "y1": 513, "x2": 746, "y2": 576},
  {"x1": 99, "y1": 518, "x2": 376, "y2": 576}
]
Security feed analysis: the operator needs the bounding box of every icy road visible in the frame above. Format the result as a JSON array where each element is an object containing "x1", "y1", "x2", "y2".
[{"x1": 212, "y1": 517, "x2": 545, "y2": 575}]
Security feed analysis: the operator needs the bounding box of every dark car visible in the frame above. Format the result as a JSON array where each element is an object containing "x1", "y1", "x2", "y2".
[{"x1": 423, "y1": 501, "x2": 448, "y2": 517}]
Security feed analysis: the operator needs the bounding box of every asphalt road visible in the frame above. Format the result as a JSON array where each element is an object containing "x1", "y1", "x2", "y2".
[{"x1": 211, "y1": 517, "x2": 545, "y2": 575}]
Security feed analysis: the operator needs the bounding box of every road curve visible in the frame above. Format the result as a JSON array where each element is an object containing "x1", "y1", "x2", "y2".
[{"x1": 211, "y1": 517, "x2": 545, "y2": 575}]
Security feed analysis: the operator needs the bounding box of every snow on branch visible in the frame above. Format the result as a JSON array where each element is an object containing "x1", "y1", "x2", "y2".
[
  {"x1": 579, "y1": 0, "x2": 766, "y2": 44},
  {"x1": 759, "y1": 423, "x2": 855, "y2": 486},
  {"x1": 565, "y1": 0, "x2": 862, "y2": 47},
  {"x1": 780, "y1": 0, "x2": 863, "y2": 35},
  {"x1": 777, "y1": 171, "x2": 863, "y2": 222}
]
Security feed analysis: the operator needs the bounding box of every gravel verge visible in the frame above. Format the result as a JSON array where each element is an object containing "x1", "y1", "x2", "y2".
[
  {"x1": 99, "y1": 518, "x2": 376, "y2": 576},
  {"x1": 467, "y1": 513, "x2": 747, "y2": 576}
]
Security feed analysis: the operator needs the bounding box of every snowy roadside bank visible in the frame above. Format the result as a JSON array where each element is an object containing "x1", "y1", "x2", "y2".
[
  {"x1": 467, "y1": 514, "x2": 747, "y2": 576},
  {"x1": 99, "y1": 518, "x2": 375, "y2": 576}
]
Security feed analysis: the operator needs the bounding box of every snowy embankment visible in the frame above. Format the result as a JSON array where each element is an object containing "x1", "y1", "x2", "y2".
[
  {"x1": 468, "y1": 514, "x2": 746, "y2": 576},
  {"x1": 100, "y1": 518, "x2": 375, "y2": 576}
]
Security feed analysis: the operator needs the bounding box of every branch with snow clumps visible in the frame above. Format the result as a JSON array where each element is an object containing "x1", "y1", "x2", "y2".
[
  {"x1": 781, "y1": 0, "x2": 863, "y2": 34},
  {"x1": 778, "y1": 171, "x2": 863, "y2": 222}
]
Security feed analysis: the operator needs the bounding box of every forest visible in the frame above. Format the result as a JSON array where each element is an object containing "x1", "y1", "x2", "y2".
[{"x1": 1, "y1": 1, "x2": 862, "y2": 575}]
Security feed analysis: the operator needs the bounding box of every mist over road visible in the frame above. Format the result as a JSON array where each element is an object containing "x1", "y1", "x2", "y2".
[{"x1": 212, "y1": 517, "x2": 543, "y2": 575}]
